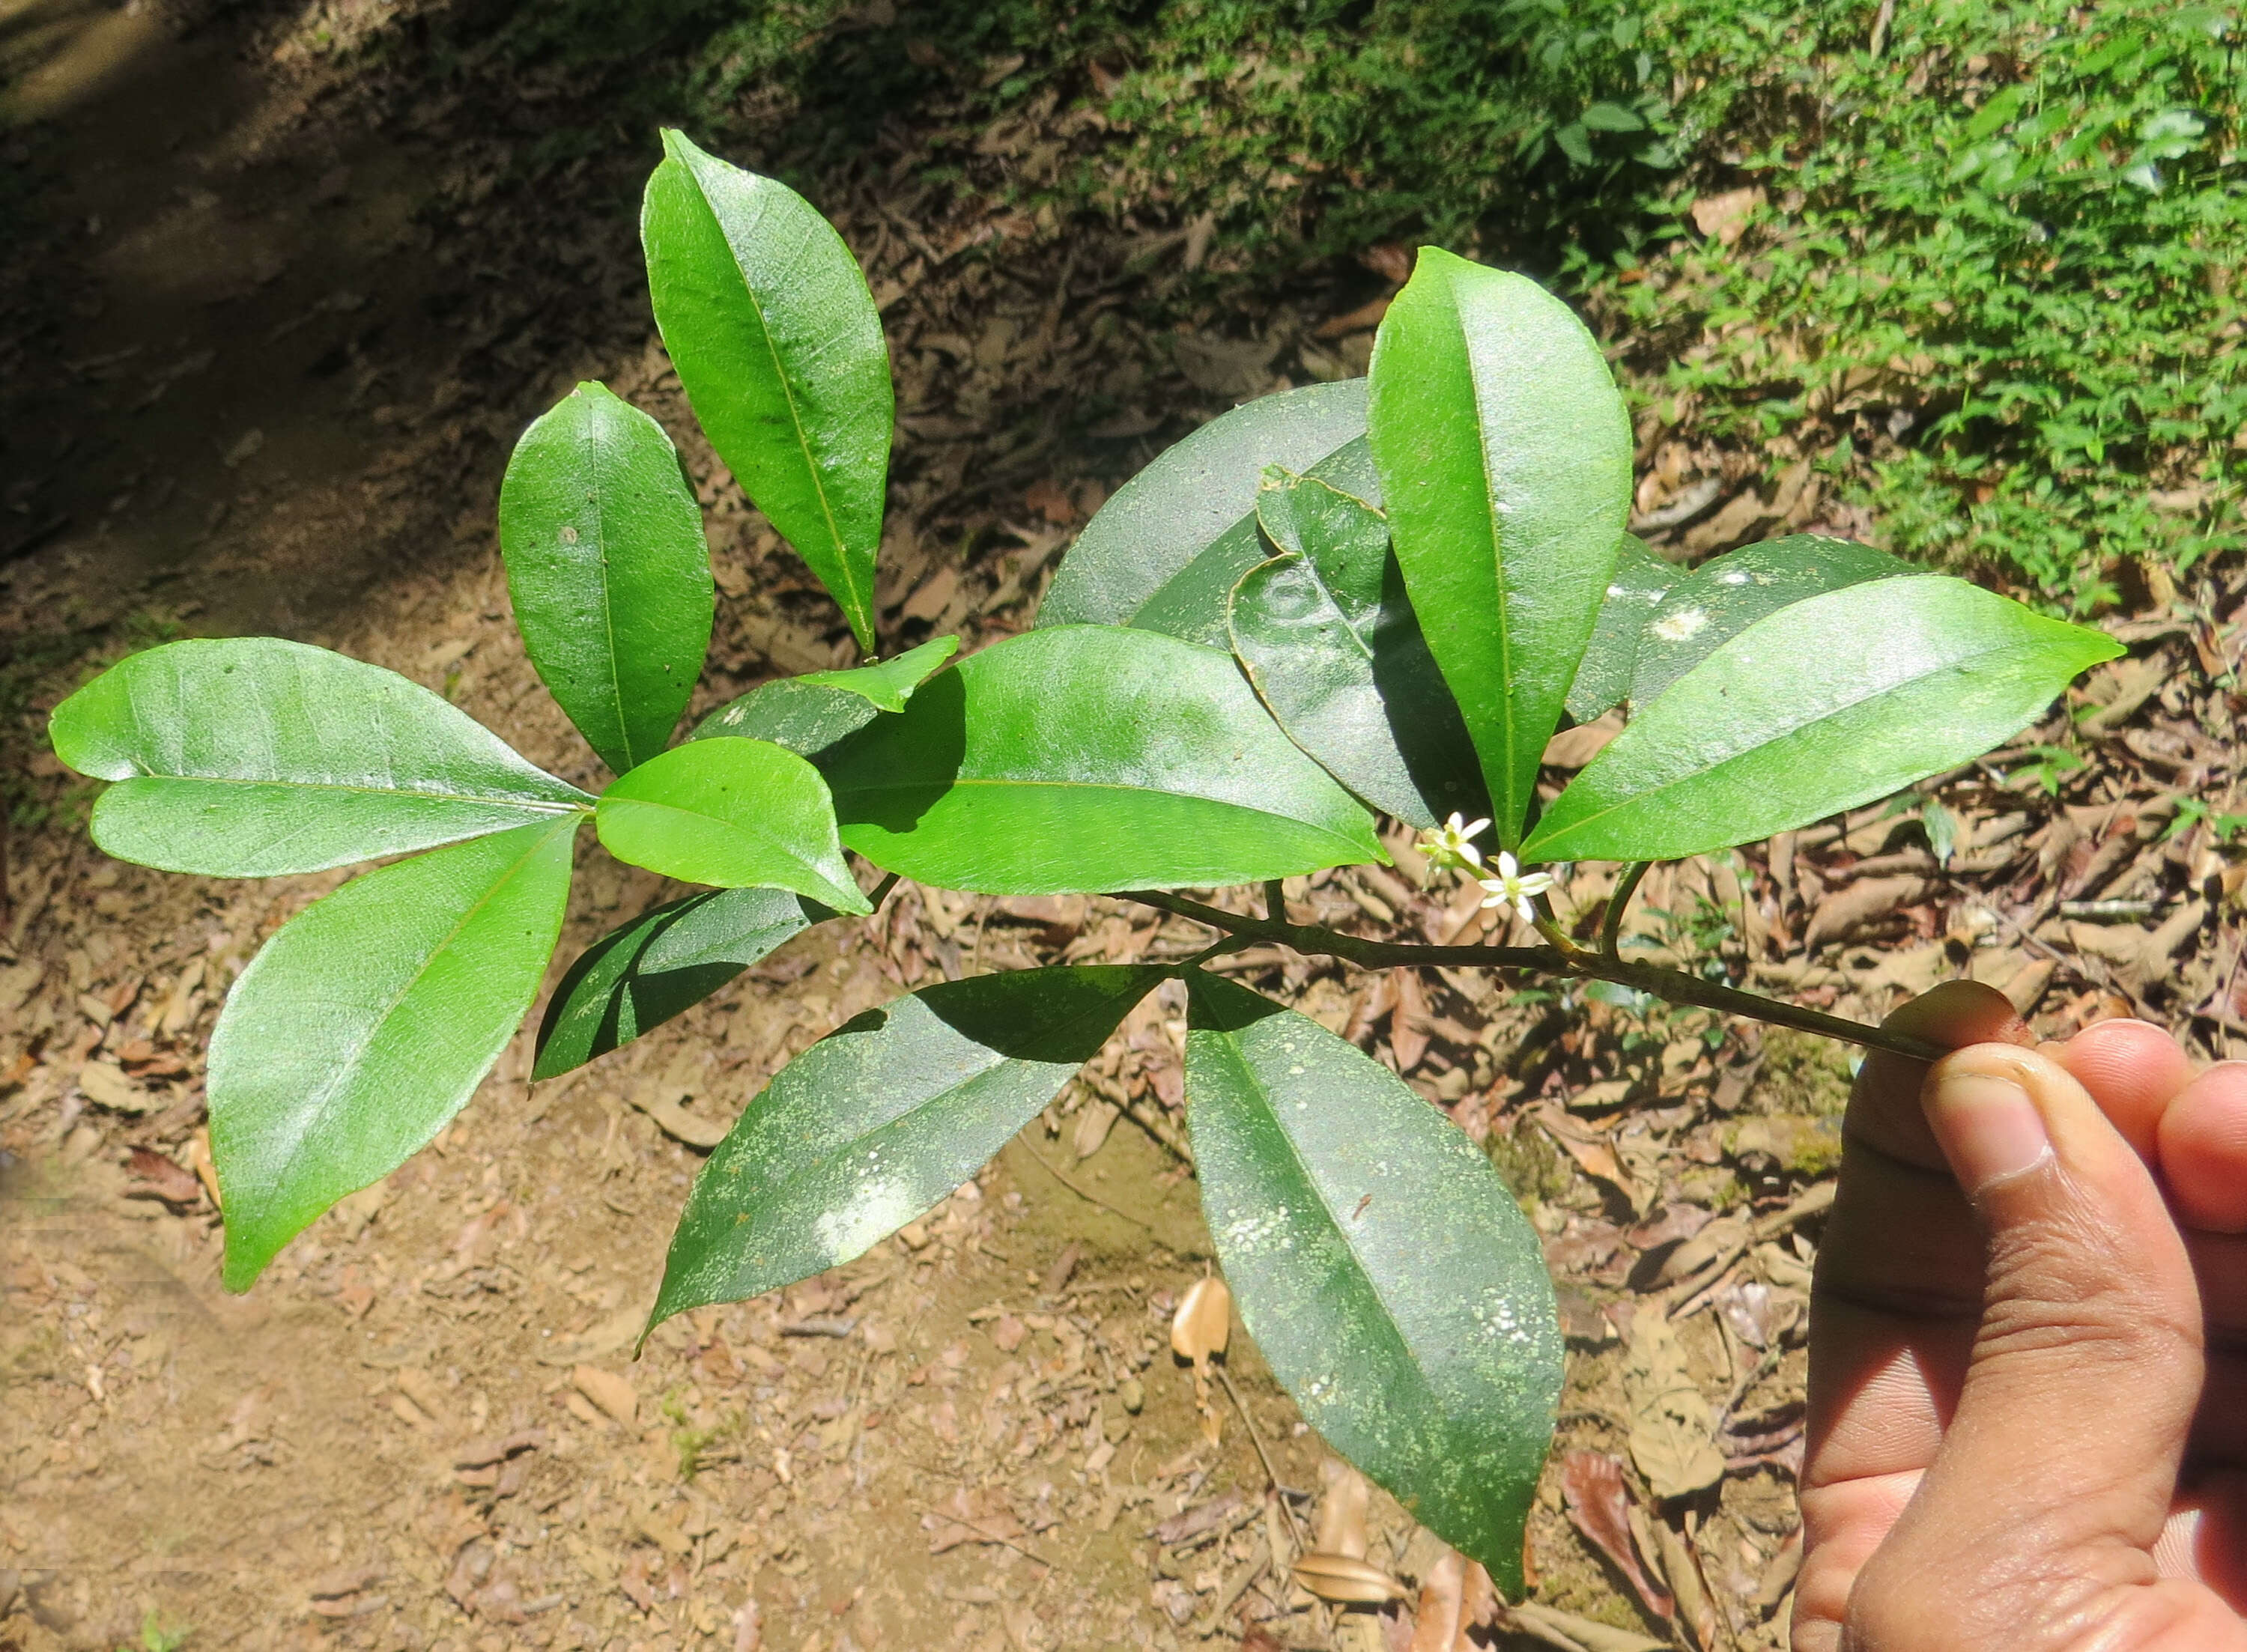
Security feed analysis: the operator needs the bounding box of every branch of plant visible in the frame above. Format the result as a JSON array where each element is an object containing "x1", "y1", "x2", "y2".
[{"x1": 1117, "y1": 887, "x2": 1949, "y2": 1063}]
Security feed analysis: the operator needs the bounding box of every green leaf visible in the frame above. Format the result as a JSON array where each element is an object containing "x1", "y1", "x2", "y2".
[
  {"x1": 210, "y1": 819, "x2": 578, "y2": 1290},
  {"x1": 798, "y1": 634, "x2": 959, "y2": 712},
  {"x1": 1230, "y1": 470, "x2": 1488, "y2": 830},
  {"x1": 1183, "y1": 971, "x2": 1560, "y2": 1591},
  {"x1": 1040, "y1": 380, "x2": 1369, "y2": 637},
  {"x1": 49, "y1": 637, "x2": 590, "y2": 878},
  {"x1": 595, "y1": 738, "x2": 870, "y2": 914},
  {"x1": 498, "y1": 380, "x2": 715, "y2": 774},
  {"x1": 1368, "y1": 250, "x2": 1633, "y2": 847},
  {"x1": 533, "y1": 886, "x2": 828, "y2": 1080},
  {"x1": 1124, "y1": 436, "x2": 1389, "y2": 652},
  {"x1": 651, "y1": 965, "x2": 1162, "y2": 1328},
  {"x1": 642, "y1": 129, "x2": 890, "y2": 652},
  {"x1": 1629, "y1": 535, "x2": 1913, "y2": 709},
  {"x1": 1522, "y1": 575, "x2": 2125, "y2": 863},
  {"x1": 819, "y1": 625, "x2": 1384, "y2": 894},
  {"x1": 689, "y1": 677, "x2": 884, "y2": 759},
  {"x1": 1580, "y1": 100, "x2": 1646, "y2": 132},
  {"x1": 685, "y1": 641, "x2": 956, "y2": 757},
  {"x1": 1564, "y1": 535, "x2": 1678, "y2": 723}
]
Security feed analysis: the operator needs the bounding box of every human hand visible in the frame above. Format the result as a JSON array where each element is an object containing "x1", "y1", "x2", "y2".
[{"x1": 1796, "y1": 981, "x2": 2247, "y2": 1650}]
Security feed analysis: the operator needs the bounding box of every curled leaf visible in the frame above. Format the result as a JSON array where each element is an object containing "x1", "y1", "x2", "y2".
[{"x1": 1291, "y1": 1552, "x2": 1410, "y2": 1605}]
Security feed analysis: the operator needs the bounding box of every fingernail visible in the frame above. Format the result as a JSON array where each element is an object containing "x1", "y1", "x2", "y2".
[{"x1": 1929, "y1": 1070, "x2": 2052, "y2": 1190}]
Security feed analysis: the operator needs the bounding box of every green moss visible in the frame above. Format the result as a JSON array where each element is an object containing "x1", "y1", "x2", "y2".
[
  {"x1": 1754, "y1": 1027, "x2": 1856, "y2": 1120},
  {"x1": 1488, "y1": 1118, "x2": 1572, "y2": 1207}
]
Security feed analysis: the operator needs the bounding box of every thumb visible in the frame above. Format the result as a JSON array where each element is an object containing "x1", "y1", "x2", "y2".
[{"x1": 1852, "y1": 1042, "x2": 2205, "y2": 1645}]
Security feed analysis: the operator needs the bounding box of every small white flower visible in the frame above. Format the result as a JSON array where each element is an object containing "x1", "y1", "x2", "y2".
[
  {"x1": 1478, "y1": 851, "x2": 1556, "y2": 924},
  {"x1": 1416, "y1": 812, "x2": 1491, "y2": 872}
]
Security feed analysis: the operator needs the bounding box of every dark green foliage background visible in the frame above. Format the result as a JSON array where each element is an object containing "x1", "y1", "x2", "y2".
[{"x1": 440, "y1": 0, "x2": 2237, "y2": 610}]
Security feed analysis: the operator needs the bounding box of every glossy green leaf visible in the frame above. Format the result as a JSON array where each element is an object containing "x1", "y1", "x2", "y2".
[
  {"x1": 533, "y1": 886, "x2": 828, "y2": 1079},
  {"x1": 1117, "y1": 437, "x2": 1385, "y2": 652},
  {"x1": 819, "y1": 625, "x2": 1384, "y2": 894},
  {"x1": 1629, "y1": 534, "x2": 1913, "y2": 709},
  {"x1": 49, "y1": 637, "x2": 590, "y2": 878},
  {"x1": 498, "y1": 380, "x2": 715, "y2": 774},
  {"x1": 1040, "y1": 379, "x2": 1367, "y2": 634},
  {"x1": 595, "y1": 738, "x2": 870, "y2": 914},
  {"x1": 1230, "y1": 470, "x2": 1488, "y2": 829},
  {"x1": 651, "y1": 965, "x2": 1162, "y2": 1328},
  {"x1": 689, "y1": 677, "x2": 884, "y2": 758},
  {"x1": 1368, "y1": 251, "x2": 1633, "y2": 846},
  {"x1": 642, "y1": 129, "x2": 890, "y2": 651},
  {"x1": 209, "y1": 819, "x2": 578, "y2": 1290},
  {"x1": 1523, "y1": 575, "x2": 2125, "y2": 863},
  {"x1": 1563, "y1": 535, "x2": 1678, "y2": 723},
  {"x1": 1183, "y1": 971, "x2": 1560, "y2": 1591},
  {"x1": 797, "y1": 634, "x2": 959, "y2": 712}
]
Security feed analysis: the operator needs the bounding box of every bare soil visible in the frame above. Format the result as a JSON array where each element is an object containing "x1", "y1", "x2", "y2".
[{"x1": 3, "y1": 6, "x2": 2242, "y2": 1652}]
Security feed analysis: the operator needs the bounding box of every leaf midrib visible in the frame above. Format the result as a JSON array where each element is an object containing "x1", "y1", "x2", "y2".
[
  {"x1": 1533, "y1": 632, "x2": 2033, "y2": 851},
  {"x1": 693, "y1": 163, "x2": 873, "y2": 639},
  {"x1": 256, "y1": 819, "x2": 574, "y2": 1215},
  {"x1": 1205, "y1": 1027, "x2": 1452, "y2": 1430},
  {"x1": 831, "y1": 774, "x2": 1371, "y2": 848},
  {"x1": 121, "y1": 771, "x2": 591, "y2": 812},
  {"x1": 579, "y1": 395, "x2": 639, "y2": 770},
  {"x1": 599, "y1": 792, "x2": 832, "y2": 878},
  {"x1": 750, "y1": 979, "x2": 1156, "y2": 1194}
]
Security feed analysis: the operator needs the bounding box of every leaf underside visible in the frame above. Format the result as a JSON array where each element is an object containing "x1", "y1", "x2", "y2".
[
  {"x1": 533, "y1": 885, "x2": 829, "y2": 1080},
  {"x1": 49, "y1": 637, "x2": 589, "y2": 878},
  {"x1": 1231, "y1": 468, "x2": 1489, "y2": 829},
  {"x1": 210, "y1": 819, "x2": 578, "y2": 1290},
  {"x1": 1040, "y1": 379, "x2": 1369, "y2": 634}
]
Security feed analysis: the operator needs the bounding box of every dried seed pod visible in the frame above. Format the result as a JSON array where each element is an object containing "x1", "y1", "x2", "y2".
[
  {"x1": 1171, "y1": 1275, "x2": 1232, "y2": 1364},
  {"x1": 1291, "y1": 1551, "x2": 1410, "y2": 1605}
]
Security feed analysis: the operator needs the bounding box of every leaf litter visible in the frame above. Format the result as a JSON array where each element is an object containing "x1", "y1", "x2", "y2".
[{"x1": 1, "y1": 2, "x2": 2244, "y2": 1649}]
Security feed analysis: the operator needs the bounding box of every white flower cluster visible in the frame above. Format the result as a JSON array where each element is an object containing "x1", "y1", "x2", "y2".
[{"x1": 1412, "y1": 813, "x2": 1554, "y2": 923}]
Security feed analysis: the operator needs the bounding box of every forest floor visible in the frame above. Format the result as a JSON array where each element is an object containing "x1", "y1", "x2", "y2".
[{"x1": 1, "y1": 4, "x2": 2243, "y2": 1652}]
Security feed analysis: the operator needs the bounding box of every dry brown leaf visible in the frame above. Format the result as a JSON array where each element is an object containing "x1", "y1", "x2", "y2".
[
  {"x1": 77, "y1": 1060, "x2": 157, "y2": 1114},
  {"x1": 1650, "y1": 1518, "x2": 1717, "y2": 1651},
  {"x1": 188, "y1": 1127, "x2": 222, "y2": 1210},
  {"x1": 1407, "y1": 1547, "x2": 1466, "y2": 1652},
  {"x1": 1391, "y1": 969, "x2": 1432, "y2": 1072},
  {"x1": 1315, "y1": 1460, "x2": 1371, "y2": 1559},
  {"x1": 1505, "y1": 1600, "x2": 1673, "y2": 1652},
  {"x1": 1622, "y1": 1312, "x2": 1723, "y2": 1501},
  {"x1": 1559, "y1": 1450, "x2": 1672, "y2": 1621},
  {"x1": 539, "y1": 1305, "x2": 644, "y2": 1366},
  {"x1": 1071, "y1": 1096, "x2": 1121, "y2": 1160},
  {"x1": 571, "y1": 1364, "x2": 637, "y2": 1428},
  {"x1": 1533, "y1": 1105, "x2": 1644, "y2": 1205},
  {"x1": 628, "y1": 1081, "x2": 730, "y2": 1150},
  {"x1": 2061, "y1": 899, "x2": 2207, "y2": 994},
  {"x1": 1802, "y1": 875, "x2": 1932, "y2": 954},
  {"x1": 1291, "y1": 1552, "x2": 1410, "y2": 1604},
  {"x1": 1689, "y1": 186, "x2": 1765, "y2": 246},
  {"x1": 123, "y1": 1147, "x2": 203, "y2": 1209},
  {"x1": 1171, "y1": 1275, "x2": 1231, "y2": 1364}
]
